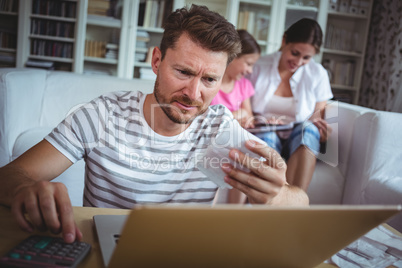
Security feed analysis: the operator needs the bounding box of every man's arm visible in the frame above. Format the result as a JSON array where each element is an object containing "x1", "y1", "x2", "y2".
[
  {"x1": 221, "y1": 140, "x2": 309, "y2": 206},
  {"x1": 0, "y1": 140, "x2": 82, "y2": 242}
]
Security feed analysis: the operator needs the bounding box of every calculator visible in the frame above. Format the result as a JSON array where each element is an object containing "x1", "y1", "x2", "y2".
[{"x1": 0, "y1": 235, "x2": 91, "y2": 268}]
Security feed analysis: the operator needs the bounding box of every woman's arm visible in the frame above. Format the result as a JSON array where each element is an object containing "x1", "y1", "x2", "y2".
[
  {"x1": 309, "y1": 101, "x2": 332, "y2": 142},
  {"x1": 232, "y1": 98, "x2": 255, "y2": 128}
]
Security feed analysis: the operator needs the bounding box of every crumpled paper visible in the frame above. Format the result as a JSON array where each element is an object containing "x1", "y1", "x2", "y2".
[{"x1": 326, "y1": 225, "x2": 402, "y2": 268}]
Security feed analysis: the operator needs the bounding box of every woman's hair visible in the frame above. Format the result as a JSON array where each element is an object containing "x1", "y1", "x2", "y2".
[
  {"x1": 283, "y1": 18, "x2": 323, "y2": 53},
  {"x1": 160, "y1": 5, "x2": 241, "y2": 64},
  {"x1": 237, "y1": 29, "x2": 261, "y2": 57}
]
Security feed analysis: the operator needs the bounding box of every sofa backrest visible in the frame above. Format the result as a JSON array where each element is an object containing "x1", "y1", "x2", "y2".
[
  {"x1": 342, "y1": 110, "x2": 402, "y2": 231},
  {"x1": 322, "y1": 101, "x2": 374, "y2": 177},
  {"x1": 0, "y1": 68, "x2": 155, "y2": 166}
]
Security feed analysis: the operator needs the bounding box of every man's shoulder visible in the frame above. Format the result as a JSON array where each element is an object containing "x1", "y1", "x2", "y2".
[{"x1": 201, "y1": 104, "x2": 234, "y2": 124}]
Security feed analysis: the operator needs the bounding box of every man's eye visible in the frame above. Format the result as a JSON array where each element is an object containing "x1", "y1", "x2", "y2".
[
  {"x1": 303, "y1": 56, "x2": 311, "y2": 60},
  {"x1": 178, "y1": 70, "x2": 189, "y2": 75},
  {"x1": 205, "y1": 77, "x2": 216, "y2": 83},
  {"x1": 291, "y1": 51, "x2": 299, "y2": 56}
]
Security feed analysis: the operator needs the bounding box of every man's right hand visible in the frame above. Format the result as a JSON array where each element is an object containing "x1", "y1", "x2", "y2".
[
  {"x1": 11, "y1": 180, "x2": 82, "y2": 243},
  {"x1": 0, "y1": 140, "x2": 81, "y2": 243}
]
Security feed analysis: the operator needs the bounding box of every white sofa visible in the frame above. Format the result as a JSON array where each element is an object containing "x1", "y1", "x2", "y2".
[{"x1": 1, "y1": 68, "x2": 402, "y2": 231}]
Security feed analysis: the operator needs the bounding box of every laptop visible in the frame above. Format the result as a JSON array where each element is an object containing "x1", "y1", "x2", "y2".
[{"x1": 93, "y1": 205, "x2": 401, "y2": 268}]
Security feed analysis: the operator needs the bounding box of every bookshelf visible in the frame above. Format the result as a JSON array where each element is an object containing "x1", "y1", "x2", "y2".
[
  {"x1": 15, "y1": 0, "x2": 85, "y2": 71},
  {"x1": 322, "y1": 0, "x2": 373, "y2": 104},
  {"x1": 10, "y1": 0, "x2": 373, "y2": 103},
  {"x1": 132, "y1": 0, "x2": 174, "y2": 80},
  {"x1": 0, "y1": 0, "x2": 19, "y2": 67}
]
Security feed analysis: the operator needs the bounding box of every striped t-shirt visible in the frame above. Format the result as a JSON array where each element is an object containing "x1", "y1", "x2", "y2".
[{"x1": 46, "y1": 91, "x2": 235, "y2": 208}]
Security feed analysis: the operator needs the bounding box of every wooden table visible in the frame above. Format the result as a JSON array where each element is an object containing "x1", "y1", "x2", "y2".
[{"x1": 0, "y1": 205, "x2": 341, "y2": 267}]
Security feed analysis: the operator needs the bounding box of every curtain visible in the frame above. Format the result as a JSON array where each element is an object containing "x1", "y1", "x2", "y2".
[{"x1": 358, "y1": 0, "x2": 402, "y2": 112}]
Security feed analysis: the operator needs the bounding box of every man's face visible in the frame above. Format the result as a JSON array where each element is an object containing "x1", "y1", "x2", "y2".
[{"x1": 151, "y1": 33, "x2": 228, "y2": 124}]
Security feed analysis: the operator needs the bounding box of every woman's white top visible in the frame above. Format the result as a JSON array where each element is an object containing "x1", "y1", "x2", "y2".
[
  {"x1": 248, "y1": 51, "x2": 333, "y2": 122},
  {"x1": 265, "y1": 95, "x2": 296, "y2": 124}
]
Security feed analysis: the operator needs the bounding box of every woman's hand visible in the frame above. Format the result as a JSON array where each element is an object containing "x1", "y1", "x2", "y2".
[
  {"x1": 233, "y1": 108, "x2": 255, "y2": 128},
  {"x1": 312, "y1": 118, "x2": 332, "y2": 143}
]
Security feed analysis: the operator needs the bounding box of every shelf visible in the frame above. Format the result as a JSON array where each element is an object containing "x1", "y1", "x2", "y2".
[
  {"x1": 330, "y1": 84, "x2": 357, "y2": 91},
  {"x1": 84, "y1": 56, "x2": 118, "y2": 64},
  {"x1": 135, "y1": 47, "x2": 148, "y2": 53},
  {"x1": 322, "y1": 48, "x2": 363, "y2": 58},
  {"x1": 134, "y1": 62, "x2": 151, "y2": 68},
  {"x1": 137, "y1": 26, "x2": 164, "y2": 33},
  {"x1": 240, "y1": 0, "x2": 273, "y2": 7},
  {"x1": 327, "y1": 11, "x2": 369, "y2": 19},
  {"x1": 29, "y1": 55, "x2": 73, "y2": 63},
  {"x1": 30, "y1": 14, "x2": 76, "y2": 23},
  {"x1": 286, "y1": 5, "x2": 318, "y2": 12},
  {"x1": 86, "y1": 15, "x2": 121, "y2": 28},
  {"x1": 29, "y1": 35, "x2": 75, "y2": 43},
  {"x1": 0, "y1": 11, "x2": 17, "y2": 16},
  {"x1": 0, "y1": 47, "x2": 16, "y2": 53}
]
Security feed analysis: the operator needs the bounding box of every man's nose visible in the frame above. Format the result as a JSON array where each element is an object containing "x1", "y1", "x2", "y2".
[{"x1": 183, "y1": 78, "x2": 201, "y2": 100}]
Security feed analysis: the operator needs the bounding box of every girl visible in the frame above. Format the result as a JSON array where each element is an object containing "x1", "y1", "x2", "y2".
[{"x1": 211, "y1": 29, "x2": 261, "y2": 128}]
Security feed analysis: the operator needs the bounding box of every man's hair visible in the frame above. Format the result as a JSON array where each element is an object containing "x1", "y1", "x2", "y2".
[
  {"x1": 284, "y1": 18, "x2": 323, "y2": 53},
  {"x1": 160, "y1": 4, "x2": 241, "y2": 64},
  {"x1": 237, "y1": 29, "x2": 261, "y2": 57}
]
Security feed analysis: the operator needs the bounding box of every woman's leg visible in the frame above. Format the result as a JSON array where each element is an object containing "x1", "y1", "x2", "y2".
[
  {"x1": 286, "y1": 146, "x2": 317, "y2": 191},
  {"x1": 286, "y1": 123, "x2": 320, "y2": 191}
]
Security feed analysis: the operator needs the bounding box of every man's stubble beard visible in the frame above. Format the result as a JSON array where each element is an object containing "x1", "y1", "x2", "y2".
[{"x1": 153, "y1": 76, "x2": 208, "y2": 125}]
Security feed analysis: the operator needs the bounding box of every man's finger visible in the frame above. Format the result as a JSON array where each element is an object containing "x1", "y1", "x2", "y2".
[
  {"x1": 11, "y1": 200, "x2": 33, "y2": 233},
  {"x1": 55, "y1": 184, "x2": 77, "y2": 243}
]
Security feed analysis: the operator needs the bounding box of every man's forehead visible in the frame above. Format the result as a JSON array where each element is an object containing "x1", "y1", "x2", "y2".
[{"x1": 166, "y1": 34, "x2": 228, "y2": 74}]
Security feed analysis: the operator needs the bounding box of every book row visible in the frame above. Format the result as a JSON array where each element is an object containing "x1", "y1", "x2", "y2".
[
  {"x1": 0, "y1": 30, "x2": 16, "y2": 48},
  {"x1": 325, "y1": 23, "x2": 361, "y2": 52},
  {"x1": 138, "y1": 0, "x2": 173, "y2": 28},
  {"x1": 31, "y1": 19, "x2": 75, "y2": 38},
  {"x1": 32, "y1": 0, "x2": 76, "y2": 18},
  {"x1": 0, "y1": 0, "x2": 18, "y2": 12},
  {"x1": 88, "y1": 0, "x2": 118, "y2": 17},
  {"x1": 323, "y1": 58, "x2": 356, "y2": 86},
  {"x1": 31, "y1": 39, "x2": 73, "y2": 58},
  {"x1": 85, "y1": 40, "x2": 118, "y2": 59},
  {"x1": 237, "y1": 10, "x2": 270, "y2": 41}
]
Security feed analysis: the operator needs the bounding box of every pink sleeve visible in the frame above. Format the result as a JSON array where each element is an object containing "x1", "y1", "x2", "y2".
[{"x1": 239, "y1": 78, "x2": 255, "y2": 100}]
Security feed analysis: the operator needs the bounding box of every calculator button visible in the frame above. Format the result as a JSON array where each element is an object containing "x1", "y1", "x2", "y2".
[
  {"x1": 9, "y1": 253, "x2": 20, "y2": 259},
  {"x1": 23, "y1": 255, "x2": 32, "y2": 260}
]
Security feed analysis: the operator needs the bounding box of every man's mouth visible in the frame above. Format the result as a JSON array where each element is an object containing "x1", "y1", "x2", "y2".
[{"x1": 174, "y1": 100, "x2": 197, "y2": 111}]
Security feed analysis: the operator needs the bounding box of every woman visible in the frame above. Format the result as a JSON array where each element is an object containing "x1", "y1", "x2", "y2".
[
  {"x1": 211, "y1": 29, "x2": 261, "y2": 129},
  {"x1": 248, "y1": 18, "x2": 333, "y2": 191}
]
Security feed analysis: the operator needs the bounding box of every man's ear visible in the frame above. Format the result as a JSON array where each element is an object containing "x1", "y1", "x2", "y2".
[{"x1": 151, "y1": 47, "x2": 162, "y2": 75}]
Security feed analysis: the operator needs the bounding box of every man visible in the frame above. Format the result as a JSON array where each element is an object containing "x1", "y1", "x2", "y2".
[{"x1": 0, "y1": 5, "x2": 308, "y2": 244}]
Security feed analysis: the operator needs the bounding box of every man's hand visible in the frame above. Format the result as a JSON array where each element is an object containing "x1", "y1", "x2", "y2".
[
  {"x1": 221, "y1": 140, "x2": 309, "y2": 205},
  {"x1": 11, "y1": 181, "x2": 82, "y2": 243}
]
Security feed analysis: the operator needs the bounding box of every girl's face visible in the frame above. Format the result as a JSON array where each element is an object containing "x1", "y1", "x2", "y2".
[
  {"x1": 226, "y1": 53, "x2": 260, "y2": 80},
  {"x1": 279, "y1": 42, "x2": 316, "y2": 73}
]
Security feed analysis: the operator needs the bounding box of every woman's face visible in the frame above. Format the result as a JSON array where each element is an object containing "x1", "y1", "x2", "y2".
[
  {"x1": 226, "y1": 53, "x2": 260, "y2": 80},
  {"x1": 279, "y1": 42, "x2": 316, "y2": 73}
]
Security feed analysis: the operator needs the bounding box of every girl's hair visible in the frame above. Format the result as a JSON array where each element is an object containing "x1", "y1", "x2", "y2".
[
  {"x1": 160, "y1": 5, "x2": 241, "y2": 65},
  {"x1": 237, "y1": 29, "x2": 261, "y2": 57},
  {"x1": 283, "y1": 18, "x2": 323, "y2": 53}
]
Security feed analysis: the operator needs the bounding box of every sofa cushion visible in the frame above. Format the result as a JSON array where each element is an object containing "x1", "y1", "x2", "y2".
[
  {"x1": 0, "y1": 69, "x2": 48, "y2": 166},
  {"x1": 309, "y1": 161, "x2": 345, "y2": 204},
  {"x1": 12, "y1": 127, "x2": 53, "y2": 160},
  {"x1": 363, "y1": 176, "x2": 402, "y2": 231},
  {"x1": 11, "y1": 126, "x2": 84, "y2": 206}
]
